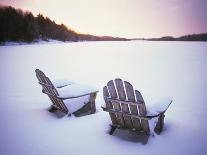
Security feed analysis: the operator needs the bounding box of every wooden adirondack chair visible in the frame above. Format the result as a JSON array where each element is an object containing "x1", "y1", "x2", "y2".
[
  {"x1": 102, "y1": 78, "x2": 172, "y2": 135},
  {"x1": 35, "y1": 69, "x2": 98, "y2": 116}
]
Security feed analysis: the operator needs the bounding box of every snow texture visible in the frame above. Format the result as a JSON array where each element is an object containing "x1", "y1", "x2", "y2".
[
  {"x1": 146, "y1": 97, "x2": 172, "y2": 116},
  {"x1": 57, "y1": 83, "x2": 98, "y2": 98},
  {"x1": 0, "y1": 41, "x2": 207, "y2": 155},
  {"x1": 56, "y1": 83, "x2": 98, "y2": 113},
  {"x1": 52, "y1": 78, "x2": 74, "y2": 88},
  {"x1": 64, "y1": 95, "x2": 90, "y2": 113}
]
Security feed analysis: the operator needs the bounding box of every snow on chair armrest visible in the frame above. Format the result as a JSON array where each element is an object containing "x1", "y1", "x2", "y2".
[
  {"x1": 52, "y1": 79, "x2": 75, "y2": 88},
  {"x1": 57, "y1": 83, "x2": 99, "y2": 99},
  {"x1": 146, "y1": 97, "x2": 173, "y2": 116}
]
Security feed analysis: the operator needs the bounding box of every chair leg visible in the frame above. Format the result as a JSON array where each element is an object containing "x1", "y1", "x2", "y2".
[
  {"x1": 90, "y1": 102, "x2": 96, "y2": 114},
  {"x1": 109, "y1": 125, "x2": 117, "y2": 135},
  {"x1": 154, "y1": 113, "x2": 165, "y2": 134},
  {"x1": 90, "y1": 93, "x2": 97, "y2": 114},
  {"x1": 48, "y1": 105, "x2": 58, "y2": 112}
]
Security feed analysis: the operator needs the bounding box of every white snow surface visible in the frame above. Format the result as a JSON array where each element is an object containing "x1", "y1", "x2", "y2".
[
  {"x1": 56, "y1": 83, "x2": 98, "y2": 113},
  {"x1": 57, "y1": 83, "x2": 98, "y2": 98},
  {"x1": 52, "y1": 78, "x2": 74, "y2": 88},
  {"x1": 64, "y1": 95, "x2": 90, "y2": 113},
  {"x1": 0, "y1": 41, "x2": 207, "y2": 155},
  {"x1": 146, "y1": 97, "x2": 172, "y2": 116}
]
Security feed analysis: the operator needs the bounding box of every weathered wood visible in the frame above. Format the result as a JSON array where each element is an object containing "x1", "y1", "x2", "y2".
[
  {"x1": 107, "y1": 80, "x2": 118, "y2": 98},
  {"x1": 130, "y1": 104, "x2": 142, "y2": 130},
  {"x1": 109, "y1": 124, "x2": 149, "y2": 135},
  {"x1": 135, "y1": 90, "x2": 150, "y2": 133},
  {"x1": 124, "y1": 81, "x2": 142, "y2": 130},
  {"x1": 124, "y1": 81, "x2": 135, "y2": 102},
  {"x1": 73, "y1": 100, "x2": 96, "y2": 117},
  {"x1": 102, "y1": 107, "x2": 152, "y2": 120},
  {"x1": 107, "y1": 81, "x2": 125, "y2": 127},
  {"x1": 89, "y1": 93, "x2": 97, "y2": 114},
  {"x1": 105, "y1": 98, "x2": 141, "y2": 106},
  {"x1": 45, "y1": 76, "x2": 69, "y2": 114},
  {"x1": 45, "y1": 76, "x2": 66, "y2": 111},
  {"x1": 135, "y1": 90, "x2": 145, "y2": 103},
  {"x1": 103, "y1": 86, "x2": 110, "y2": 97},
  {"x1": 48, "y1": 105, "x2": 58, "y2": 112},
  {"x1": 112, "y1": 101, "x2": 125, "y2": 127},
  {"x1": 103, "y1": 86, "x2": 117, "y2": 125},
  {"x1": 109, "y1": 125, "x2": 117, "y2": 135},
  {"x1": 36, "y1": 69, "x2": 64, "y2": 112},
  {"x1": 121, "y1": 103, "x2": 134, "y2": 129},
  {"x1": 36, "y1": 69, "x2": 48, "y2": 85},
  {"x1": 114, "y1": 79, "x2": 133, "y2": 128},
  {"x1": 115, "y1": 79, "x2": 126, "y2": 100},
  {"x1": 154, "y1": 113, "x2": 165, "y2": 134}
]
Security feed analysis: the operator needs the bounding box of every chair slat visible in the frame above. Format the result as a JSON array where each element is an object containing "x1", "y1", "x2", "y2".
[
  {"x1": 121, "y1": 103, "x2": 134, "y2": 129},
  {"x1": 107, "y1": 80, "x2": 118, "y2": 98},
  {"x1": 103, "y1": 86, "x2": 110, "y2": 97},
  {"x1": 124, "y1": 81, "x2": 142, "y2": 130},
  {"x1": 124, "y1": 81, "x2": 135, "y2": 102},
  {"x1": 45, "y1": 77, "x2": 68, "y2": 112},
  {"x1": 114, "y1": 80, "x2": 133, "y2": 128},
  {"x1": 103, "y1": 86, "x2": 118, "y2": 125},
  {"x1": 112, "y1": 101, "x2": 125, "y2": 127},
  {"x1": 115, "y1": 79, "x2": 126, "y2": 100},
  {"x1": 135, "y1": 90, "x2": 150, "y2": 133},
  {"x1": 130, "y1": 105, "x2": 142, "y2": 130}
]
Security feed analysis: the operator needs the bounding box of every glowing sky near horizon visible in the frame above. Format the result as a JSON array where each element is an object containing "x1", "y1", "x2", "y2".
[{"x1": 1, "y1": 0, "x2": 207, "y2": 38}]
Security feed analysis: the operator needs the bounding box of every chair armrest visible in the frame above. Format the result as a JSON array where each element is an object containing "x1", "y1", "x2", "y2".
[
  {"x1": 146, "y1": 97, "x2": 172, "y2": 116},
  {"x1": 52, "y1": 79, "x2": 74, "y2": 88}
]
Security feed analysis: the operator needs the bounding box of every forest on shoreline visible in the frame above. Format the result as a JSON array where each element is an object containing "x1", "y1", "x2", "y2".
[
  {"x1": 146, "y1": 33, "x2": 207, "y2": 41},
  {"x1": 0, "y1": 6, "x2": 128, "y2": 43}
]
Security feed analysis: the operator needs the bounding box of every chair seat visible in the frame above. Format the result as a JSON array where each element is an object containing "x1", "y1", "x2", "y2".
[{"x1": 57, "y1": 83, "x2": 98, "y2": 99}]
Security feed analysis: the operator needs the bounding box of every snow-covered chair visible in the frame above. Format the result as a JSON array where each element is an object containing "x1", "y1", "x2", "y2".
[
  {"x1": 102, "y1": 78, "x2": 172, "y2": 135},
  {"x1": 35, "y1": 69, "x2": 98, "y2": 117}
]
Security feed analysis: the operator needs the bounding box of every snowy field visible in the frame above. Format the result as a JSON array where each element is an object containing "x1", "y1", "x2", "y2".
[{"x1": 0, "y1": 40, "x2": 207, "y2": 155}]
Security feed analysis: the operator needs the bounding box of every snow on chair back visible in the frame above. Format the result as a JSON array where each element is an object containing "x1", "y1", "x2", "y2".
[
  {"x1": 103, "y1": 78, "x2": 150, "y2": 134},
  {"x1": 35, "y1": 69, "x2": 68, "y2": 114}
]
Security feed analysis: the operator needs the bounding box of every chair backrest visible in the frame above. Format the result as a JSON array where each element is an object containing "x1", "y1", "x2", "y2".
[
  {"x1": 103, "y1": 78, "x2": 150, "y2": 133},
  {"x1": 35, "y1": 69, "x2": 68, "y2": 113}
]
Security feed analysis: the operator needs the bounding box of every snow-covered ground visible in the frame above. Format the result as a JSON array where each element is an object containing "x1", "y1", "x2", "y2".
[{"x1": 0, "y1": 41, "x2": 207, "y2": 155}]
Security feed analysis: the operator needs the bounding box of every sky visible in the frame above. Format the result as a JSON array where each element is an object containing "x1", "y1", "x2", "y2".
[{"x1": 1, "y1": 0, "x2": 207, "y2": 38}]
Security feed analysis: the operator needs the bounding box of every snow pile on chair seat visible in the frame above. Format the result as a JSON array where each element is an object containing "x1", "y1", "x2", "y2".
[
  {"x1": 64, "y1": 95, "x2": 90, "y2": 113},
  {"x1": 56, "y1": 83, "x2": 98, "y2": 113},
  {"x1": 57, "y1": 83, "x2": 98, "y2": 99},
  {"x1": 52, "y1": 79, "x2": 74, "y2": 88}
]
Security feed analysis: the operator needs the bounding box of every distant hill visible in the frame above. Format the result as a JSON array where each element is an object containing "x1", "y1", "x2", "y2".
[
  {"x1": 147, "y1": 33, "x2": 207, "y2": 41},
  {"x1": 0, "y1": 6, "x2": 128, "y2": 43}
]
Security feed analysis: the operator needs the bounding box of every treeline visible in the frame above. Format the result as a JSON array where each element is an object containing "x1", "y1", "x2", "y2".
[
  {"x1": 0, "y1": 5, "x2": 128, "y2": 43},
  {"x1": 147, "y1": 33, "x2": 207, "y2": 41},
  {"x1": 178, "y1": 33, "x2": 207, "y2": 41}
]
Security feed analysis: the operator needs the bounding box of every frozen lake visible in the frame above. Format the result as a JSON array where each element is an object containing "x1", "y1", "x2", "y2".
[{"x1": 0, "y1": 41, "x2": 207, "y2": 155}]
